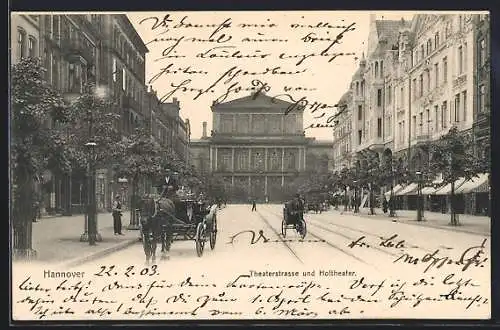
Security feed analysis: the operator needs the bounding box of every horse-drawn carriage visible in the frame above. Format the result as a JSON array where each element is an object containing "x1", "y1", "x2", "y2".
[
  {"x1": 138, "y1": 191, "x2": 218, "y2": 263},
  {"x1": 282, "y1": 199, "x2": 307, "y2": 239}
]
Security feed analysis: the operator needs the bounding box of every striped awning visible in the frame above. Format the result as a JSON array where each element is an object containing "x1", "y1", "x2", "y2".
[
  {"x1": 455, "y1": 173, "x2": 490, "y2": 194},
  {"x1": 421, "y1": 186, "x2": 438, "y2": 195},
  {"x1": 434, "y1": 178, "x2": 467, "y2": 195},
  {"x1": 395, "y1": 183, "x2": 419, "y2": 196},
  {"x1": 384, "y1": 184, "x2": 404, "y2": 197}
]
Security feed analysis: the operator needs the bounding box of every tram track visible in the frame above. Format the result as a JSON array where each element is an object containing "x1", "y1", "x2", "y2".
[
  {"x1": 254, "y1": 209, "x2": 304, "y2": 264},
  {"x1": 257, "y1": 208, "x2": 374, "y2": 268}
]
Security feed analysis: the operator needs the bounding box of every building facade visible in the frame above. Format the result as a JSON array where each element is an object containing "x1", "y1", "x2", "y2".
[
  {"x1": 11, "y1": 13, "x2": 191, "y2": 215},
  {"x1": 190, "y1": 92, "x2": 333, "y2": 202},
  {"x1": 332, "y1": 90, "x2": 353, "y2": 172},
  {"x1": 333, "y1": 13, "x2": 490, "y2": 215}
]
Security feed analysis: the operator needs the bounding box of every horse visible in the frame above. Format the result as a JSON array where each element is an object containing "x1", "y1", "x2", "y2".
[{"x1": 139, "y1": 195, "x2": 176, "y2": 264}]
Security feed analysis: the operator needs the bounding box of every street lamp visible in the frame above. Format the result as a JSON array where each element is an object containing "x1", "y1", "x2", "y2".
[
  {"x1": 416, "y1": 171, "x2": 423, "y2": 222},
  {"x1": 84, "y1": 141, "x2": 101, "y2": 245}
]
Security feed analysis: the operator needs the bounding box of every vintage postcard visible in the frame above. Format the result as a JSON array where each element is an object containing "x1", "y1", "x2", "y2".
[{"x1": 10, "y1": 10, "x2": 491, "y2": 321}]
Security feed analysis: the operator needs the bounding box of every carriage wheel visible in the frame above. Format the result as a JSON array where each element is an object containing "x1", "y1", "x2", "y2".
[
  {"x1": 195, "y1": 222, "x2": 206, "y2": 257},
  {"x1": 299, "y1": 220, "x2": 307, "y2": 239},
  {"x1": 209, "y1": 216, "x2": 217, "y2": 250},
  {"x1": 281, "y1": 219, "x2": 287, "y2": 238}
]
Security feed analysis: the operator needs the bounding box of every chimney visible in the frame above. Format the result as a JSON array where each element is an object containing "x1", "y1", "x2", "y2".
[
  {"x1": 202, "y1": 121, "x2": 207, "y2": 138},
  {"x1": 173, "y1": 97, "x2": 180, "y2": 107}
]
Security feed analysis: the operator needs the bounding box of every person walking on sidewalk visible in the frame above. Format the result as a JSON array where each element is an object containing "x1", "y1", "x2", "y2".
[
  {"x1": 112, "y1": 195, "x2": 124, "y2": 235},
  {"x1": 251, "y1": 199, "x2": 257, "y2": 212}
]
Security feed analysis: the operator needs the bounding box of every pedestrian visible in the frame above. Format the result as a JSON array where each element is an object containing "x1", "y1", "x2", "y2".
[
  {"x1": 112, "y1": 194, "x2": 124, "y2": 235},
  {"x1": 382, "y1": 198, "x2": 388, "y2": 214},
  {"x1": 251, "y1": 199, "x2": 257, "y2": 211}
]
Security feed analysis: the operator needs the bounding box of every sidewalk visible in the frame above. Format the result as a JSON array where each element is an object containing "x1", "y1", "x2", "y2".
[
  {"x1": 329, "y1": 207, "x2": 490, "y2": 236},
  {"x1": 26, "y1": 212, "x2": 140, "y2": 266}
]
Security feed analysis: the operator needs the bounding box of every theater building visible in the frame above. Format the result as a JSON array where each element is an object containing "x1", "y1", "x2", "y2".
[{"x1": 190, "y1": 92, "x2": 333, "y2": 202}]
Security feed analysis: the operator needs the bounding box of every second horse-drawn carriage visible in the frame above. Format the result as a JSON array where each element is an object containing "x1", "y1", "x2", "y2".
[
  {"x1": 282, "y1": 196, "x2": 307, "y2": 239},
  {"x1": 138, "y1": 183, "x2": 218, "y2": 263}
]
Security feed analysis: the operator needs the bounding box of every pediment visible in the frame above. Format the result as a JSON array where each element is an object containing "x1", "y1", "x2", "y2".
[{"x1": 212, "y1": 92, "x2": 297, "y2": 111}]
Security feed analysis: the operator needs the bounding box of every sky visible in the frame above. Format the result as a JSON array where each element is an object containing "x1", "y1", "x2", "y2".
[{"x1": 127, "y1": 11, "x2": 415, "y2": 140}]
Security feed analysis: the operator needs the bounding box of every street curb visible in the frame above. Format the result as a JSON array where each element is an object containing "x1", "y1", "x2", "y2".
[
  {"x1": 332, "y1": 210, "x2": 489, "y2": 237},
  {"x1": 59, "y1": 238, "x2": 139, "y2": 269}
]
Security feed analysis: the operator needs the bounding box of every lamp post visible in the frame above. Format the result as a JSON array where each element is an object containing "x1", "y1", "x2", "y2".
[
  {"x1": 353, "y1": 180, "x2": 359, "y2": 213},
  {"x1": 79, "y1": 84, "x2": 106, "y2": 244},
  {"x1": 416, "y1": 171, "x2": 423, "y2": 222},
  {"x1": 389, "y1": 166, "x2": 396, "y2": 217}
]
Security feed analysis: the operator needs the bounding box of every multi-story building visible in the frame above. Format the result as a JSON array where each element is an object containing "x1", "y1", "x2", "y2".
[
  {"x1": 332, "y1": 90, "x2": 353, "y2": 172},
  {"x1": 338, "y1": 13, "x2": 489, "y2": 214},
  {"x1": 11, "y1": 13, "x2": 191, "y2": 215},
  {"x1": 190, "y1": 92, "x2": 333, "y2": 202},
  {"x1": 11, "y1": 14, "x2": 40, "y2": 64}
]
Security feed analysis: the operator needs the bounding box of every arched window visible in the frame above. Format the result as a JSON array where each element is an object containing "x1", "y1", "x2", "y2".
[
  {"x1": 435, "y1": 32, "x2": 440, "y2": 48},
  {"x1": 427, "y1": 39, "x2": 432, "y2": 55},
  {"x1": 374, "y1": 62, "x2": 379, "y2": 77},
  {"x1": 355, "y1": 82, "x2": 359, "y2": 95},
  {"x1": 360, "y1": 80, "x2": 365, "y2": 96},
  {"x1": 380, "y1": 61, "x2": 384, "y2": 77},
  {"x1": 17, "y1": 28, "x2": 26, "y2": 59}
]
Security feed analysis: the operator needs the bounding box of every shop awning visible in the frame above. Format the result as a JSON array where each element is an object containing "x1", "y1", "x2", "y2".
[
  {"x1": 395, "y1": 183, "x2": 419, "y2": 196},
  {"x1": 434, "y1": 178, "x2": 467, "y2": 195},
  {"x1": 384, "y1": 184, "x2": 404, "y2": 197},
  {"x1": 421, "y1": 186, "x2": 438, "y2": 195},
  {"x1": 455, "y1": 173, "x2": 490, "y2": 194},
  {"x1": 420, "y1": 178, "x2": 444, "y2": 195}
]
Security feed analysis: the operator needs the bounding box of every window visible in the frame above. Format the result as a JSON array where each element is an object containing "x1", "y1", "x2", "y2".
[
  {"x1": 52, "y1": 15, "x2": 60, "y2": 41},
  {"x1": 419, "y1": 112, "x2": 423, "y2": 135},
  {"x1": 479, "y1": 84, "x2": 486, "y2": 113},
  {"x1": 435, "y1": 32, "x2": 440, "y2": 48},
  {"x1": 442, "y1": 101, "x2": 448, "y2": 128},
  {"x1": 426, "y1": 109, "x2": 430, "y2": 134},
  {"x1": 412, "y1": 116, "x2": 417, "y2": 138},
  {"x1": 43, "y1": 48, "x2": 51, "y2": 81},
  {"x1": 419, "y1": 74, "x2": 423, "y2": 97},
  {"x1": 398, "y1": 122, "x2": 402, "y2": 143},
  {"x1": 427, "y1": 39, "x2": 432, "y2": 55},
  {"x1": 443, "y1": 57, "x2": 448, "y2": 82},
  {"x1": 356, "y1": 82, "x2": 359, "y2": 95},
  {"x1": 358, "y1": 105, "x2": 362, "y2": 120},
  {"x1": 434, "y1": 63, "x2": 439, "y2": 87},
  {"x1": 387, "y1": 85, "x2": 392, "y2": 104},
  {"x1": 28, "y1": 37, "x2": 36, "y2": 57},
  {"x1": 412, "y1": 78, "x2": 417, "y2": 100},
  {"x1": 361, "y1": 81, "x2": 365, "y2": 96},
  {"x1": 462, "y1": 91, "x2": 467, "y2": 122},
  {"x1": 17, "y1": 29, "x2": 26, "y2": 59},
  {"x1": 434, "y1": 105, "x2": 439, "y2": 131},
  {"x1": 52, "y1": 54, "x2": 59, "y2": 89},
  {"x1": 463, "y1": 43, "x2": 467, "y2": 72},
  {"x1": 68, "y1": 63, "x2": 75, "y2": 92},
  {"x1": 426, "y1": 70, "x2": 430, "y2": 92},
  {"x1": 358, "y1": 130, "x2": 362, "y2": 145},
  {"x1": 458, "y1": 45, "x2": 463, "y2": 74},
  {"x1": 420, "y1": 44, "x2": 425, "y2": 60},
  {"x1": 402, "y1": 120, "x2": 405, "y2": 143},
  {"x1": 377, "y1": 118, "x2": 382, "y2": 138},
  {"x1": 400, "y1": 87, "x2": 404, "y2": 107},
  {"x1": 374, "y1": 62, "x2": 379, "y2": 77},
  {"x1": 122, "y1": 68, "x2": 126, "y2": 91},
  {"x1": 112, "y1": 58, "x2": 117, "y2": 82},
  {"x1": 454, "y1": 94, "x2": 460, "y2": 122},
  {"x1": 377, "y1": 89, "x2": 382, "y2": 106},
  {"x1": 479, "y1": 39, "x2": 486, "y2": 66}
]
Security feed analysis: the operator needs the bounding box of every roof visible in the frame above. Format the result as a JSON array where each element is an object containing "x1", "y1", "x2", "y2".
[
  {"x1": 309, "y1": 140, "x2": 333, "y2": 146},
  {"x1": 212, "y1": 92, "x2": 299, "y2": 111}
]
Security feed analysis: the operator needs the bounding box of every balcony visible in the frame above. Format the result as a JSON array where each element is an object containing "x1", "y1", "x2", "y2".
[
  {"x1": 452, "y1": 74, "x2": 467, "y2": 89},
  {"x1": 412, "y1": 133, "x2": 430, "y2": 145},
  {"x1": 61, "y1": 37, "x2": 95, "y2": 65}
]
